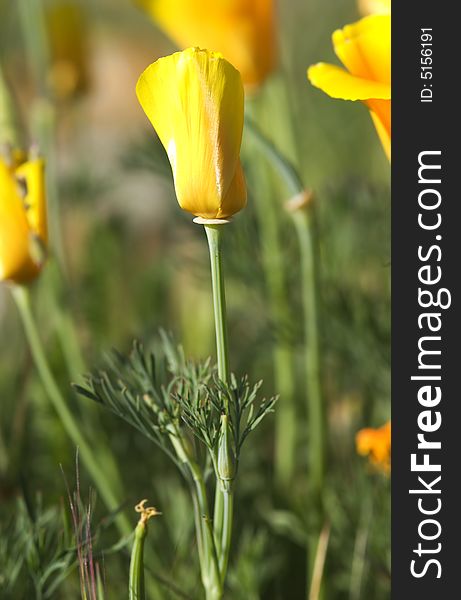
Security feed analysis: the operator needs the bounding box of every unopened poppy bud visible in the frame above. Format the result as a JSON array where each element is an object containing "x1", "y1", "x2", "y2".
[
  {"x1": 217, "y1": 414, "x2": 236, "y2": 490},
  {"x1": 136, "y1": 47, "x2": 247, "y2": 219}
]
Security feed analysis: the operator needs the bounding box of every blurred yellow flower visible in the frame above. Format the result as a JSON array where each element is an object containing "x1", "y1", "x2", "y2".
[
  {"x1": 358, "y1": 0, "x2": 391, "y2": 16},
  {"x1": 136, "y1": 47, "x2": 247, "y2": 219},
  {"x1": 307, "y1": 15, "x2": 391, "y2": 160},
  {"x1": 356, "y1": 420, "x2": 391, "y2": 474},
  {"x1": 0, "y1": 155, "x2": 48, "y2": 284},
  {"x1": 136, "y1": 0, "x2": 276, "y2": 88},
  {"x1": 46, "y1": 1, "x2": 90, "y2": 100}
]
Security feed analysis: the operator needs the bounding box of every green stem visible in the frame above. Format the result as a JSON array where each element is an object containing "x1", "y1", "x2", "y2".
[
  {"x1": 213, "y1": 482, "x2": 224, "y2": 551},
  {"x1": 292, "y1": 210, "x2": 324, "y2": 498},
  {"x1": 246, "y1": 116, "x2": 325, "y2": 589},
  {"x1": 45, "y1": 261, "x2": 132, "y2": 511},
  {"x1": 189, "y1": 462, "x2": 222, "y2": 599},
  {"x1": 308, "y1": 521, "x2": 330, "y2": 600},
  {"x1": 203, "y1": 225, "x2": 229, "y2": 384},
  {"x1": 219, "y1": 491, "x2": 233, "y2": 579},
  {"x1": 166, "y1": 424, "x2": 217, "y2": 596},
  {"x1": 245, "y1": 107, "x2": 297, "y2": 488},
  {"x1": 203, "y1": 224, "x2": 226, "y2": 551},
  {"x1": 11, "y1": 285, "x2": 131, "y2": 537},
  {"x1": 245, "y1": 119, "x2": 325, "y2": 489},
  {"x1": 202, "y1": 222, "x2": 234, "y2": 594},
  {"x1": 52, "y1": 297, "x2": 86, "y2": 379},
  {"x1": 191, "y1": 486, "x2": 206, "y2": 577},
  {"x1": 273, "y1": 344, "x2": 297, "y2": 488}
]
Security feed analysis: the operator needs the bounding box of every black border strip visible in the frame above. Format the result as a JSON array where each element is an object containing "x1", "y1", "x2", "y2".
[{"x1": 392, "y1": 4, "x2": 458, "y2": 596}]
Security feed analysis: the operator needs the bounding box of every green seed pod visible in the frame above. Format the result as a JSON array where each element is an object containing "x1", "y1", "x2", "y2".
[
  {"x1": 129, "y1": 500, "x2": 160, "y2": 600},
  {"x1": 130, "y1": 520, "x2": 147, "y2": 600},
  {"x1": 217, "y1": 414, "x2": 236, "y2": 491}
]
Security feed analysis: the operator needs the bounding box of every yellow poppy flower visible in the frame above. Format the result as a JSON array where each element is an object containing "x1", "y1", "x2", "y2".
[
  {"x1": 0, "y1": 156, "x2": 48, "y2": 284},
  {"x1": 136, "y1": 0, "x2": 276, "y2": 88},
  {"x1": 358, "y1": 0, "x2": 391, "y2": 16},
  {"x1": 307, "y1": 15, "x2": 391, "y2": 160},
  {"x1": 356, "y1": 420, "x2": 391, "y2": 474},
  {"x1": 136, "y1": 47, "x2": 247, "y2": 220}
]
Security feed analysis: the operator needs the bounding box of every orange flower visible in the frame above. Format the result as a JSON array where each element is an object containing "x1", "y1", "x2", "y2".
[
  {"x1": 356, "y1": 421, "x2": 391, "y2": 474},
  {"x1": 307, "y1": 15, "x2": 391, "y2": 160}
]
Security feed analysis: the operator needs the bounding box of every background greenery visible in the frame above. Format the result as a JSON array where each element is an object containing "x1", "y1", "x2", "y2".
[{"x1": 0, "y1": 0, "x2": 390, "y2": 598}]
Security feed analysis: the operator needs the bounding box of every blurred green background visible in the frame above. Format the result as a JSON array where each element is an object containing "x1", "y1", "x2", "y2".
[{"x1": 0, "y1": 0, "x2": 390, "y2": 598}]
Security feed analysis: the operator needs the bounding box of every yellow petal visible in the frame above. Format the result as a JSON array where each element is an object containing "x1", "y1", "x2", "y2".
[
  {"x1": 332, "y1": 15, "x2": 391, "y2": 85},
  {"x1": 15, "y1": 158, "x2": 48, "y2": 242},
  {"x1": 367, "y1": 99, "x2": 391, "y2": 160},
  {"x1": 137, "y1": 0, "x2": 276, "y2": 88},
  {"x1": 308, "y1": 64, "x2": 391, "y2": 160},
  {"x1": 308, "y1": 63, "x2": 390, "y2": 100},
  {"x1": 218, "y1": 160, "x2": 246, "y2": 219},
  {"x1": 0, "y1": 160, "x2": 39, "y2": 283},
  {"x1": 136, "y1": 48, "x2": 246, "y2": 219}
]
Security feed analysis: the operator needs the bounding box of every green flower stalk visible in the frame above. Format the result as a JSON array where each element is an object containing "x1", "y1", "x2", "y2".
[
  {"x1": 287, "y1": 193, "x2": 324, "y2": 499},
  {"x1": 11, "y1": 285, "x2": 131, "y2": 538},
  {"x1": 245, "y1": 98, "x2": 297, "y2": 490},
  {"x1": 244, "y1": 115, "x2": 326, "y2": 590},
  {"x1": 198, "y1": 219, "x2": 234, "y2": 597},
  {"x1": 245, "y1": 118, "x2": 325, "y2": 492},
  {"x1": 200, "y1": 221, "x2": 230, "y2": 384}
]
